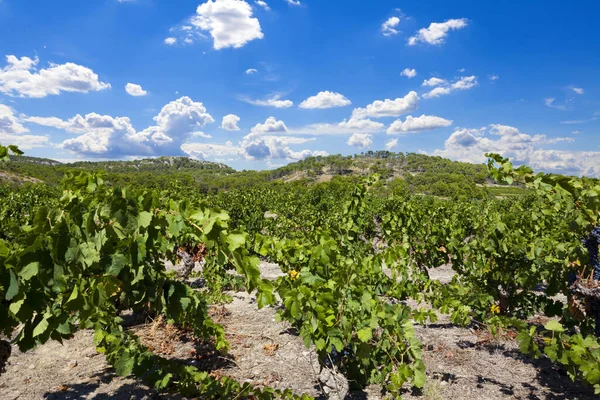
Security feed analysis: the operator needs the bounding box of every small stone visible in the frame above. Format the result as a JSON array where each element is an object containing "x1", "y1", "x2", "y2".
[
  {"x1": 68, "y1": 360, "x2": 78, "y2": 368},
  {"x1": 28, "y1": 364, "x2": 35, "y2": 370}
]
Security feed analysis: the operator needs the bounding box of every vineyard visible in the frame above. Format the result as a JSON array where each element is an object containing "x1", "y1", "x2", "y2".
[{"x1": 1, "y1": 144, "x2": 600, "y2": 399}]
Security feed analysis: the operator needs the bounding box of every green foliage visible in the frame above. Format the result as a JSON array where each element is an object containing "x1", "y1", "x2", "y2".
[{"x1": 4, "y1": 147, "x2": 600, "y2": 398}]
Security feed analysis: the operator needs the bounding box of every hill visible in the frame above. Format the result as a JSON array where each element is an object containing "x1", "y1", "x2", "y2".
[
  {"x1": 1, "y1": 151, "x2": 521, "y2": 197},
  {"x1": 2, "y1": 156, "x2": 235, "y2": 187}
]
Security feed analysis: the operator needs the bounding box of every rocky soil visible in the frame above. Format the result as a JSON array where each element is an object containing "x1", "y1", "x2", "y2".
[{"x1": 0, "y1": 264, "x2": 596, "y2": 399}]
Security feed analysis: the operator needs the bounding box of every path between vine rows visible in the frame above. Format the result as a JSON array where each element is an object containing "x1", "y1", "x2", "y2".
[{"x1": 0, "y1": 263, "x2": 596, "y2": 400}]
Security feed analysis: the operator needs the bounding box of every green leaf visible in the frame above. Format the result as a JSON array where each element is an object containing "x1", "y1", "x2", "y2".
[
  {"x1": 544, "y1": 320, "x2": 565, "y2": 333},
  {"x1": 227, "y1": 234, "x2": 246, "y2": 251},
  {"x1": 33, "y1": 316, "x2": 50, "y2": 337},
  {"x1": 180, "y1": 297, "x2": 191, "y2": 310},
  {"x1": 107, "y1": 254, "x2": 127, "y2": 276},
  {"x1": 5, "y1": 270, "x2": 19, "y2": 300},
  {"x1": 0, "y1": 239, "x2": 8, "y2": 257},
  {"x1": 9, "y1": 298, "x2": 25, "y2": 315},
  {"x1": 412, "y1": 361, "x2": 426, "y2": 388},
  {"x1": 330, "y1": 337, "x2": 345, "y2": 352},
  {"x1": 315, "y1": 338, "x2": 326, "y2": 351},
  {"x1": 114, "y1": 351, "x2": 135, "y2": 376},
  {"x1": 357, "y1": 327, "x2": 372, "y2": 343},
  {"x1": 67, "y1": 285, "x2": 79, "y2": 304},
  {"x1": 56, "y1": 322, "x2": 72, "y2": 335},
  {"x1": 138, "y1": 211, "x2": 152, "y2": 229},
  {"x1": 20, "y1": 262, "x2": 39, "y2": 281}
]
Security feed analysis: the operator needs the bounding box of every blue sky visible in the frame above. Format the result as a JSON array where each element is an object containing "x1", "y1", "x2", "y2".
[{"x1": 0, "y1": 0, "x2": 599, "y2": 175}]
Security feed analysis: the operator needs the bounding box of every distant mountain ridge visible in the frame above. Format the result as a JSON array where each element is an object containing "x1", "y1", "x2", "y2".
[{"x1": 2, "y1": 152, "x2": 494, "y2": 198}]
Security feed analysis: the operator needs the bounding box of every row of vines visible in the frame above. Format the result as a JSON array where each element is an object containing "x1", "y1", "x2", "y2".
[{"x1": 1, "y1": 144, "x2": 599, "y2": 398}]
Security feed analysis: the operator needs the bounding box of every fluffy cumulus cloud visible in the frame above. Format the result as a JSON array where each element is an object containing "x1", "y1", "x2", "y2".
[
  {"x1": 27, "y1": 97, "x2": 214, "y2": 157},
  {"x1": 288, "y1": 117, "x2": 384, "y2": 136},
  {"x1": 400, "y1": 68, "x2": 417, "y2": 78},
  {"x1": 423, "y1": 76, "x2": 478, "y2": 99},
  {"x1": 221, "y1": 114, "x2": 241, "y2": 131},
  {"x1": 381, "y1": 16, "x2": 400, "y2": 36},
  {"x1": 164, "y1": 37, "x2": 177, "y2": 45},
  {"x1": 245, "y1": 68, "x2": 258, "y2": 74},
  {"x1": 0, "y1": 55, "x2": 110, "y2": 98},
  {"x1": 125, "y1": 83, "x2": 147, "y2": 96},
  {"x1": 191, "y1": 0, "x2": 264, "y2": 50},
  {"x1": 299, "y1": 91, "x2": 351, "y2": 109},
  {"x1": 351, "y1": 91, "x2": 418, "y2": 119},
  {"x1": 573, "y1": 87, "x2": 584, "y2": 95},
  {"x1": 347, "y1": 133, "x2": 373, "y2": 149},
  {"x1": 0, "y1": 104, "x2": 49, "y2": 149},
  {"x1": 285, "y1": 0, "x2": 302, "y2": 6},
  {"x1": 181, "y1": 141, "x2": 241, "y2": 160},
  {"x1": 387, "y1": 114, "x2": 453, "y2": 134},
  {"x1": 408, "y1": 18, "x2": 468, "y2": 46},
  {"x1": 240, "y1": 94, "x2": 293, "y2": 108},
  {"x1": 422, "y1": 77, "x2": 447, "y2": 87},
  {"x1": 431, "y1": 124, "x2": 600, "y2": 176},
  {"x1": 238, "y1": 116, "x2": 322, "y2": 160},
  {"x1": 385, "y1": 138, "x2": 398, "y2": 150}
]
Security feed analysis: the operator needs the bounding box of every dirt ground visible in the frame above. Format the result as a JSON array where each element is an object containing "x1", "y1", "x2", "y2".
[{"x1": 0, "y1": 263, "x2": 596, "y2": 399}]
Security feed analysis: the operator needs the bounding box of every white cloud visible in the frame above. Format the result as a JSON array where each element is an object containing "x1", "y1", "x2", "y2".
[
  {"x1": 400, "y1": 68, "x2": 417, "y2": 78},
  {"x1": 240, "y1": 94, "x2": 293, "y2": 108},
  {"x1": 245, "y1": 68, "x2": 258, "y2": 74},
  {"x1": 451, "y1": 75, "x2": 478, "y2": 90},
  {"x1": 288, "y1": 118, "x2": 385, "y2": 136},
  {"x1": 387, "y1": 114, "x2": 453, "y2": 134},
  {"x1": 408, "y1": 18, "x2": 468, "y2": 46},
  {"x1": 27, "y1": 97, "x2": 214, "y2": 157},
  {"x1": 298, "y1": 91, "x2": 351, "y2": 109},
  {"x1": 239, "y1": 116, "x2": 318, "y2": 160},
  {"x1": 285, "y1": 0, "x2": 301, "y2": 6},
  {"x1": 247, "y1": 116, "x2": 288, "y2": 137},
  {"x1": 182, "y1": 142, "x2": 241, "y2": 159},
  {"x1": 191, "y1": 0, "x2": 264, "y2": 50},
  {"x1": 338, "y1": 118, "x2": 385, "y2": 132},
  {"x1": 572, "y1": 130, "x2": 581, "y2": 134},
  {"x1": 385, "y1": 138, "x2": 398, "y2": 150},
  {"x1": 561, "y1": 113, "x2": 599, "y2": 124},
  {"x1": 351, "y1": 90, "x2": 419, "y2": 119},
  {"x1": 0, "y1": 104, "x2": 49, "y2": 149},
  {"x1": 0, "y1": 104, "x2": 27, "y2": 135},
  {"x1": 545, "y1": 97, "x2": 568, "y2": 111},
  {"x1": 191, "y1": 131, "x2": 212, "y2": 138},
  {"x1": 432, "y1": 124, "x2": 600, "y2": 176},
  {"x1": 254, "y1": 0, "x2": 270, "y2": 10},
  {"x1": 422, "y1": 76, "x2": 478, "y2": 99},
  {"x1": 573, "y1": 87, "x2": 584, "y2": 95},
  {"x1": 164, "y1": 37, "x2": 177, "y2": 45},
  {"x1": 347, "y1": 133, "x2": 373, "y2": 149},
  {"x1": 125, "y1": 83, "x2": 148, "y2": 96},
  {"x1": 422, "y1": 77, "x2": 447, "y2": 87},
  {"x1": 488, "y1": 74, "x2": 499, "y2": 81},
  {"x1": 422, "y1": 87, "x2": 451, "y2": 98},
  {"x1": 221, "y1": 114, "x2": 241, "y2": 131},
  {"x1": 0, "y1": 55, "x2": 110, "y2": 98},
  {"x1": 457, "y1": 68, "x2": 466, "y2": 73},
  {"x1": 381, "y1": 16, "x2": 400, "y2": 36}
]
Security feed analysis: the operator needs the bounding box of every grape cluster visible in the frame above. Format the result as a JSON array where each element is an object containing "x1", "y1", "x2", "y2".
[
  {"x1": 584, "y1": 227, "x2": 600, "y2": 281},
  {"x1": 323, "y1": 346, "x2": 353, "y2": 369}
]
